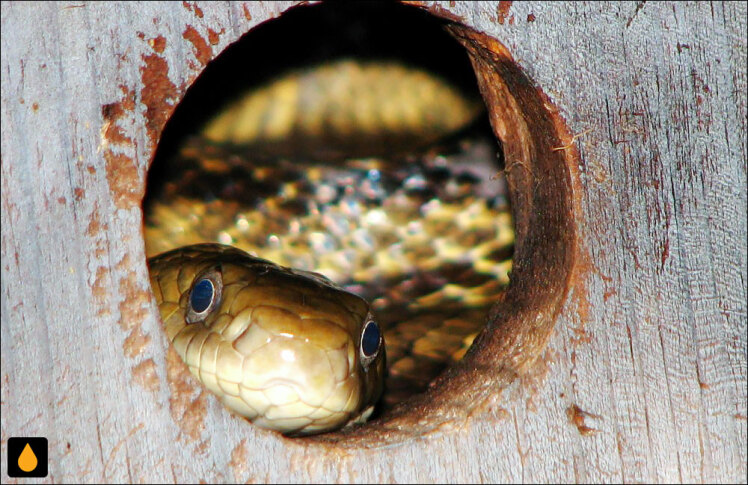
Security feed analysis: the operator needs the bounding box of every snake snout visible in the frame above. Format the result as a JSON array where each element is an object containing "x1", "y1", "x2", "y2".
[{"x1": 225, "y1": 305, "x2": 365, "y2": 434}]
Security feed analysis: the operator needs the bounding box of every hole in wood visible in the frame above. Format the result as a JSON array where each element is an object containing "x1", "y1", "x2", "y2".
[{"x1": 142, "y1": 2, "x2": 575, "y2": 447}]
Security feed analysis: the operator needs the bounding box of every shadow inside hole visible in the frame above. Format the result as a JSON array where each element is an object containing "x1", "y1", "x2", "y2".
[
  {"x1": 144, "y1": 1, "x2": 520, "y2": 436},
  {"x1": 152, "y1": 1, "x2": 489, "y2": 164}
]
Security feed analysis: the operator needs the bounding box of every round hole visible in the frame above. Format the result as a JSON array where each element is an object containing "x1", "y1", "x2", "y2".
[{"x1": 143, "y1": 2, "x2": 576, "y2": 447}]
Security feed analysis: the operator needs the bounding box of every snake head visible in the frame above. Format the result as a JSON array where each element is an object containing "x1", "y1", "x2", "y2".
[{"x1": 148, "y1": 243, "x2": 385, "y2": 436}]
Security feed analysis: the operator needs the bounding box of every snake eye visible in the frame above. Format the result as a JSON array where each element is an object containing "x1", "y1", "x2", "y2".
[
  {"x1": 191, "y1": 279, "x2": 214, "y2": 312},
  {"x1": 186, "y1": 268, "x2": 222, "y2": 324},
  {"x1": 360, "y1": 318, "x2": 382, "y2": 368}
]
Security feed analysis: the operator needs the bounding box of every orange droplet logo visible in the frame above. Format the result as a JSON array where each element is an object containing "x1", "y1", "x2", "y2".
[{"x1": 18, "y1": 443, "x2": 38, "y2": 472}]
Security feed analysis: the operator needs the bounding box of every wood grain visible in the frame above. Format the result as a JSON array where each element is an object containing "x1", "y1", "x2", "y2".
[{"x1": 1, "y1": 2, "x2": 745, "y2": 482}]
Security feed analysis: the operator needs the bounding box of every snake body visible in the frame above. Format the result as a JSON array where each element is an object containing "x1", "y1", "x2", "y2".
[
  {"x1": 145, "y1": 60, "x2": 513, "y2": 435},
  {"x1": 200, "y1": 60, "x2": 482, "y2": 161}
]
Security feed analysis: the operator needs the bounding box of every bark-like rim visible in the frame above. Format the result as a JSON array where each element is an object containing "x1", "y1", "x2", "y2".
[
  {"x1": 140, "y1": 3, "x2": 579, "y2": 450},
  {"x1": 308, "y1": 16, "x2": 579, "y2": 448}
]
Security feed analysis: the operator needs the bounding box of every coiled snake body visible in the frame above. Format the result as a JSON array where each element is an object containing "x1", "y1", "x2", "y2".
[{"x1": 145, "y1": 60, "x2": 513, "y2": 436}]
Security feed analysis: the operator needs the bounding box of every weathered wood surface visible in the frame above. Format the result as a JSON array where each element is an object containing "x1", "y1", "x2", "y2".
[{"x1": 1, "y1": 1, "x2": 745, "y2": 482}]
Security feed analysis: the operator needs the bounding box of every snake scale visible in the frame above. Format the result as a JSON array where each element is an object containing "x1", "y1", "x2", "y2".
[{"x1": 145, "y1": 60, "x2": 514, "y2": 436}]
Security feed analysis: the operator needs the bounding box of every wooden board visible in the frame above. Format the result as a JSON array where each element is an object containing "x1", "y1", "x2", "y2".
[{"x1": 1, "y1": 1, "x2": 745, "y2": 482}]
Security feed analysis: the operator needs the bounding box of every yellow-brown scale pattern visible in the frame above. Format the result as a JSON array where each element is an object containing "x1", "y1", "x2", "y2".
[{"x1": 144, "y1": 60, "x2": 513, "y2": 434}]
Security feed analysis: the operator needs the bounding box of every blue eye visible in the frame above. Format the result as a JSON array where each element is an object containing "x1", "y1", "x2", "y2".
[
  {"x1": 186, "y1": 269, "x2": 223, "y2": 324},
  {"x1": 190, "y1": 278, "x2": 215, "y2": 314},
  {"x1": 360, "y1": 320, "x2": 381, "y2": 359}
]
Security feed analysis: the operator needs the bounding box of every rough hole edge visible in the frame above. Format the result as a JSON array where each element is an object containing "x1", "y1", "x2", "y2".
[
  {"x1": 133, "y1": 8, "x2": 581, "y2": 451},
  {"x1": 305, "y1": 23, "x2": 580, "y2": 448}
]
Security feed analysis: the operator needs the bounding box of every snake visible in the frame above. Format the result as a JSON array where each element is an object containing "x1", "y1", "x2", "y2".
[
  {"x1": 144, "y1": 59, "x2": 514, "y2": 436},
  {"x1": 148, "y1": 243, "x2": 385, "y2": 435}
]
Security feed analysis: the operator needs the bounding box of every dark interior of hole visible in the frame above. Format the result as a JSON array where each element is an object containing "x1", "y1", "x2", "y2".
[
  {"x1": 151, "y1": 1, "x2": 495, "y2": 164},
  {"x1": 144, "y1": 1, "x2": 514, "y2": 428}
]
